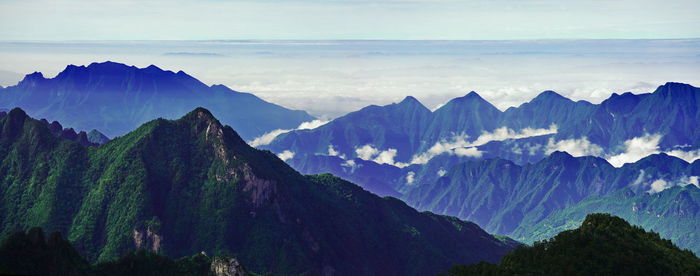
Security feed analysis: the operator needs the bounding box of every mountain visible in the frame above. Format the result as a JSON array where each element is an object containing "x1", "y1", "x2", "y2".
[
  {"x1": 0, "y1": 61, "x2": 314, "y2": 140},
  {"x1": 404, "y1": 152, "x2": 698, "y2": 236},
  {"x1": 443, "y1": 214, "x2": 700, "y2": 276},
  {"x1": 264, "y1": 82, "x2": 700, "y2": 166},
  {"x1": 87, "y1": 129, "x2": 110, "y2": 145},
  {"x1": 513, "y1": 184, "x2": 700, "y2": 254},
  {"x1": 0, "y1": 107, "x2": 516, "y2": 275}
]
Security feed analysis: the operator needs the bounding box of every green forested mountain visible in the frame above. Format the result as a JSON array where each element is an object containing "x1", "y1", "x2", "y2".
[
  {"x1": 443, "y1": 214, "x2": 700, "y2": 276},
  {"x1": 0, "y1": 107, "x2": 516, "y2": 275},
  {"x1": 513, "y1": 185, "x2": 700, "y2": 254}
]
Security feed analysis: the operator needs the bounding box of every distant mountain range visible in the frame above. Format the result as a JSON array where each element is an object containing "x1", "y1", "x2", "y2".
[
  {"x1": 0, "y1": 107, "x2": 516, "y2": 275},
  {"x1": 264, "y1": 82, "x2": 699, "y2": 167},
  {"x1": 0, "y1": 61, "x2": 315, "y2": 140}
]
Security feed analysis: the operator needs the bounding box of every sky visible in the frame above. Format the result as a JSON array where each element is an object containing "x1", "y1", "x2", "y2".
[
  {"x1": 1, "y1": 39, "x2": 699, "y2": 118},
  {"x1": 1, "y1": 0, "x2": 699, "y2": 40},
  {"x1": 0, "y1": 1, "x2": 699, "y2": 119}
]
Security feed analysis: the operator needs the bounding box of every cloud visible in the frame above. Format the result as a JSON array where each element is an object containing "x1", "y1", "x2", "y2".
[
  {"x1": 406, "y1": 171, "x2": 415, "y2": 184},
  {"x1": 681, "y1": 175, "x2": 700, "y2": 188},
  {"x1": 248, "y1": 119, "x2": 329, "y2": 147},
  {"x1": 249, "y1": 129, "x2": 290, "y2": 147},
  {"x1": 277, "y1": 150, "x2": 295, "y2": 161},
  {"x1": 328, "y1": 144, "x2": 346, "y2": 159},
  {"x1": 648, "y1": 179, "x2": 671, "y2": 194},
  {"x1": 297, "y1": 119, "x2": 330, "y2": 130},
  {"x1": 410, "y1": 125, "x2": 555, "y2": 164},
  {"x1": 341, "y1": 159, "x2": 362, "y2": 173},
  {"x1": 355, "y1": 144, "x2": 379, "y2": 160},
  {"x1": 647, "y1": 175, "x2": 700, "y2": 193},
  {"x1": 437, "y1": 168, "x2": 447, "y2": 177},
  {"x1": 545, "y1": 137, "x2": 604, "y2": 157},
  {"x1": 471, "y1": 124, "x2": 557, "y2": 146},
  {"x1": 631, "y1": 169, "x2": 647, "y2": 186},
  {"x1": 666, "y1": 149, "x2": 700, "y2": 163},
  {"x1": 355, "y1": 144, "x2": 409, "y2": 167},
  {"x1": 606, "y1": 134, "x2": 662, "y2": 167}
]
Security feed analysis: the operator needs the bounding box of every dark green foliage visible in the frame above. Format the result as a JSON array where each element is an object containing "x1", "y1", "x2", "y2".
[
  {"x1": 0, "y1": 107, "x2": 516, "y2": 275},
  {"x1": 444, "y1": 214, "x2": 700, "y2": 276},
  {"x1": 0, "y1": 228, "x2": 214, "y2": 276},
  {"x1": 0, "y1": 227, "x2": 91, "y2": 276},
  {"x1": 94, "y1": 250, "x2": 213, "y2": 276}
]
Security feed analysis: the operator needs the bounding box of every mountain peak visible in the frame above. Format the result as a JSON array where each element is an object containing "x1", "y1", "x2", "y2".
[
  {"x1": 532, "y1": 90, "x2": 569, "y2": 102},
  {"x1": 652, "y1": 82, "x2": 698, "y2": 98},
  {"x1": 398, "y1": 96, "x2": 421, "y2": 105},
  {"x1": 19, "y1": 71, "x2": 46, "y2": 84}
]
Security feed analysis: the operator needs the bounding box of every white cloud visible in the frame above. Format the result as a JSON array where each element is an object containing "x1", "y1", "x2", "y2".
[
  {"x1": 545, "y1": 137, "x2": 604, "y2": 157},
  {"x1": 354, "y1": 144, "x2": 409, "y2": 167},
  {"x1": 410, "y1": 125, "x2": 555, "y2": 164},
  {"x1": 341, "y1": 159, "x2": 362, "y2": 173},
  {"x1": 606, "y1": 134, "x2": 662, "y2": 167},
  {"x1": 631, "y1": 169, "x2": 647, "y2": 186},
  {"x1": 249, "y1": 129, "x2": 291, "y2": 147},
  {"x1": 648, "y1": 179, "x2": 671, "y2": 194},
  {"x1": 471, "y1": 124, "x2": 557, "y2": 146},
  {"x1": 681, "y1": 175, "x2": 700, "y2": 188},
  {"x1": 248, "y1": 119, "x2": 329, "y2": 147},
  {"x1": 297, "y1": 119, "x2": 329, "y2": 130},
  {"x1": 406, "y1": 171, "x2": 416, "y2": 184},
  {"x1": 277, "y1": 150, "x2": 295, "y2": 161},
  {"x1": 437, "y1": 169, "x2": 447, "y2": 177},
  {"x1": 666, "y1": 149, "x2": 700, "y2": 163},
  {"x1": 454, "y1": 147, "x2": 483, "y2": 157},
  {"x1": 355, "y1": 144, "x2": 380, "y2": 160},
  {"x1": 328, "y1": 144, "x2": 346, "y2": 159}
]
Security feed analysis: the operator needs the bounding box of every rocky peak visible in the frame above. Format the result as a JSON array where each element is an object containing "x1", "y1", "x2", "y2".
[{"x1": 211, "y1": 256, "x2": 249, "y2": 276}]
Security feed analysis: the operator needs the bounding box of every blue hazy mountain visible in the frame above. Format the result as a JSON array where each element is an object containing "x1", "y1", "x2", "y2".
[
  {"x1": 405, "y1": 152, "x2": 698, "y2": 236},
  {"x1": 0, "y1": 61, "x2": 315, "y2": 140},
  {"x1": 265, "y1": 82, "x2": 699, "y2": 165},
  {"x1": 513, "y1": 184, "x2": 700, "y2": 255}
]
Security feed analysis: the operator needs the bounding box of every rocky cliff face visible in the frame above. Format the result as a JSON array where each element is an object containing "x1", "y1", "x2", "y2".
[{"x1": 211, "y1": 257, "x2": 249, "y2": 276}]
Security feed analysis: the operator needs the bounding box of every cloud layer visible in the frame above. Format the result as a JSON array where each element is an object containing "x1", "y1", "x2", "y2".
[
  {"x1": 248, "y1": 119, "x2": 329, "y2": 147},
  {"x1": 411, "y1": 125, "x2": 557, "y2": 164}
]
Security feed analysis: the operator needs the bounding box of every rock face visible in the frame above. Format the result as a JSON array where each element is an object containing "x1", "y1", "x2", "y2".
[{"x1": 211, "y1": 257, "x2": 249, "y2": 276}]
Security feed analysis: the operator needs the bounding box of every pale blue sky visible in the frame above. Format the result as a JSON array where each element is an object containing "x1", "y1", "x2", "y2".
[{"x1": 1, "y1": 0, "x2": 699, "y2": 40}]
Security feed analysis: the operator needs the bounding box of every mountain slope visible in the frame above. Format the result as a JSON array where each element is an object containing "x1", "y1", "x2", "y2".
[
  {"x1": 404, "y1": 152, "x2": 698, "y2": 236},
  {"x1": 444, "y1": 214, "x2": 700, "y2": 276},
  {"x1": 0, "y1": 61, "x2": 314, "y2": 140},
  {"x1": 513, "y1": 185, "x2": 700, "y2": 254},
  {"x1": 0, "y1": 107, "x2": 516, "y2": 275}
]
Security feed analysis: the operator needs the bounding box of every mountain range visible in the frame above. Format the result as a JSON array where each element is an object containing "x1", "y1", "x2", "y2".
[
  {"x1": 264, "y1": 82, "x2": 699, "y2": 167},
  {"x1": 0, "y1": 107, "x2": 516, "y2": 275},
  {"x1": 0, "y1": 61, "x2": 315, "y2": 140}
]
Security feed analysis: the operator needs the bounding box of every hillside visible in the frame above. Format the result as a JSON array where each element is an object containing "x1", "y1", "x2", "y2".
[
  {"x1": 443, "y1": 214, "x2": 700, "y2": 276},
  {"x1": 0, "y1": 107, "x2": 516, "y2": 275}
]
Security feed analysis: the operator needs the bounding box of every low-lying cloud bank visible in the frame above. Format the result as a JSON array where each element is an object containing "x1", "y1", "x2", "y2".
[
  {"x1": 410, "y1": 125, "x2": 558, "y2": 164},
  {"x1": 248, "y1": 119, "x2": 329, "y2": 147},
  {"x1": 546, "y1": 133, "x2": 700, "y2": 167},
  {"x1": 355, "y1": 144, "x2": 409, "y2": 167}
]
